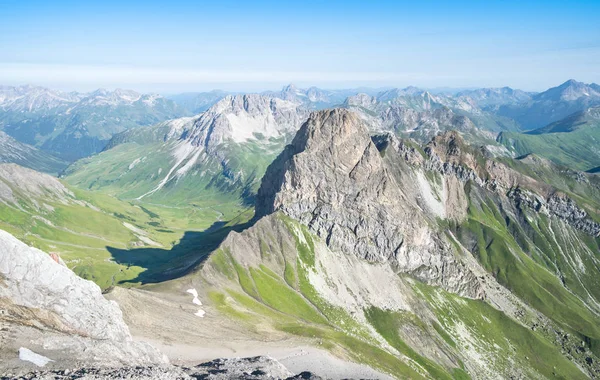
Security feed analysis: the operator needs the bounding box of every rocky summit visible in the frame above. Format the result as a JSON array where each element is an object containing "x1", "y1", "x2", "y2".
[{"x1": 256, "y1": 109, "x2": 482, "y2": 297}]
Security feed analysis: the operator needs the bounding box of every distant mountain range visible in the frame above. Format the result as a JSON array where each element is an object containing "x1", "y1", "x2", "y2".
[
  {"x1": 496, "y1": 79, "x2": 600, "y2": 130},
  {"x1": 0, "y1": 85, "x2": 188, "y2": 162},
  {"x1": 343, "y1": 92, "x2": 485, "y2": 143},
  {"x1": 166, "y1": 84, "x2": 384, "y2": 114},
  {"x1": 2, "y1": 79, "x2": 600, "y2": 176}
]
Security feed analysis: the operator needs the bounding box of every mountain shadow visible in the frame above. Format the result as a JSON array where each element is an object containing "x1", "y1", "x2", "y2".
[{"x1": 106, "y1": 219, "x2": 254, "y2": 286}]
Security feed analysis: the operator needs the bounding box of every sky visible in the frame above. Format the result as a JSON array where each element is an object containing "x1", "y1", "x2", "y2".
[{"x1": 0, "y1": 0, "x2": 599, "y2": 93}]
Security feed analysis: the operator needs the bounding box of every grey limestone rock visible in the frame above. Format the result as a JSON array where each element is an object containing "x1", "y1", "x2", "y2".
[
  {"x1": 0, "y1": 229, "x2": 166, "y2": 371},
  {"x1": 256, "y1": 109, "x2": 483, "y2": 298}
]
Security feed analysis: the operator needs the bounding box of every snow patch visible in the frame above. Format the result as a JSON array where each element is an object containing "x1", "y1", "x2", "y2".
[
  {"x1": 19, "y1": 348, "x2": 53, "y2": 367},
  {"x1": 186, "y1": 288, "x2": 202, "y2": 305},
  {"x1": 186, "y1": 288, "x2": 205, "y2": 317}
]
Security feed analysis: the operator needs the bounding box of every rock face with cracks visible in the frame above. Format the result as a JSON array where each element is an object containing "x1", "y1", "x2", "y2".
[
  {"x1": 256, "y1": 108, "x2": 483, "y2": 298},
  {"x1": 0, "y1": 229, "x2": 166, "y2": 371}
]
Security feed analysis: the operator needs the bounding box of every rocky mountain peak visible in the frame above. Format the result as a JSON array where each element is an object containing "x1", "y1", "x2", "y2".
[
  {"x1": 343, "y1": 93, "x2": 376, "y2": 108},
  {"x1": 425, "y1": 130, "x2": 466, "y2": 160},
  {"x1": 282, "y1": 83, "x2": 298, "y2": 92},
  {"x1": 257, "y1": 108, "x2": 482, "y2": 297},
  {"x1": 184, "y1": 94, "x2": 307, "y2": 149},
  {"x1": 535, "y1": 79, "x2": 600, "y2": 102},
  {"x1": 289, "y1": 108, "x2": 370, "y2": 154},
  {"x1": 278, "y1": 84, "x2": 306, "y2": 102},
  {"x1": 256, "y1": 109, "x2": 376, "y2": 217}
]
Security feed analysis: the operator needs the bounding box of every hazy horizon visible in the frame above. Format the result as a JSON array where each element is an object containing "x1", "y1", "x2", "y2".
[
  {"x1": 3, "y1": 78, "x2": 597, "y2": 97},
  {"x1": 1, "y1": 0, "x2": 599, "y2": 93}
]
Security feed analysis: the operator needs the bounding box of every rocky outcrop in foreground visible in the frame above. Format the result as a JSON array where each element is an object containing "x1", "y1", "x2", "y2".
[
  {"x1": 0, "y1": 230, "x2": 329, "y2": 379},
  {"x1": 0, "y1": 229, "x2": 166, "y2": 372},
  {"x1": 1, "y1": 356, "x2": 325, "y2": 380}
]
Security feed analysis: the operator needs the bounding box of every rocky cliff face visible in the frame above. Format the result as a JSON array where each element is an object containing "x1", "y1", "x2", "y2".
[
  {"x1": 413, "y1": 131, "x2": 600, "y2": 237},
  {"x1": 185, "y1": 94, "x2": 309, "y2": 152},
  {"x1": 255, "y1": 107, "x2": 600, "y2": 306},
  {"x1": 0, "y1": 229, "x2": 166, "y2": 372},
  {"x1": 256, "y1": 109, "x2": 483, "y2": 298}
]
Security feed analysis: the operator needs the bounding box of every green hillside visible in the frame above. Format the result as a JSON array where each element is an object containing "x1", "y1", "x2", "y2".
[
  {"x1": 195, "y1": 213, "x2": 587, "y2": 379},
  {"x1": 64, "y1": 137, "x2": 287, "y2": 206},
  {"x1": 497, "y1": 111, "x2": 600, "y2": 171},
  {"x1": 0, "y1": 164, "x2": 250, "y2": 290}
]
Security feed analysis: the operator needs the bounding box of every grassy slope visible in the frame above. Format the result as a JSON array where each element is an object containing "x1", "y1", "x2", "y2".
[
  {"x1": 47, "y1": 130, "x2": 287, "y2": 289},
  {"x1": 452, "y1": 190, "x2": 600, "y2": 358},
  {"x1": 64, "y1": 136, "x2": 285, "y2": 205},
  {"x1": 0, "y1": 174, "x2": 250, "y2": 290},
  {"x1": 200, "y1": 213, "x2": 583, "y2": 379},
  {"x1": 204, "y1": 216, "x2": 428, "y2": 379},
  {"x1": 497, "y1": 122, "x2": 600, "y2": 171},
  {"x1": 413, "y1": 283, "x2": 586, "y2": 379}
]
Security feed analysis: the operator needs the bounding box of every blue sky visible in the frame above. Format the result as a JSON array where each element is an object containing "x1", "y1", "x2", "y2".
[{"x1": 0, "y1": 0, "x2": 599, "y2": 92}]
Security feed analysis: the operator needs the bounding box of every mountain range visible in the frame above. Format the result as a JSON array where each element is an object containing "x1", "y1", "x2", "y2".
[
  {"x1": 3, "y1": 80, "x2": 600, "y2": 379},
  {"x1": 59, "y1": 80, "x2": 600, "y2": 206},
  {"x1": 0, "y1": 85, "x2": 188, "y2": 161},
  {"x1": 496, "y1": 79, "x2": 600, "y2": 130},
  {"x1": 64, "y1": 94, "x2": 308, "y2": 205},
  {"x1": 3, "y1": 79, "x2": 600, "y2": 176}
]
